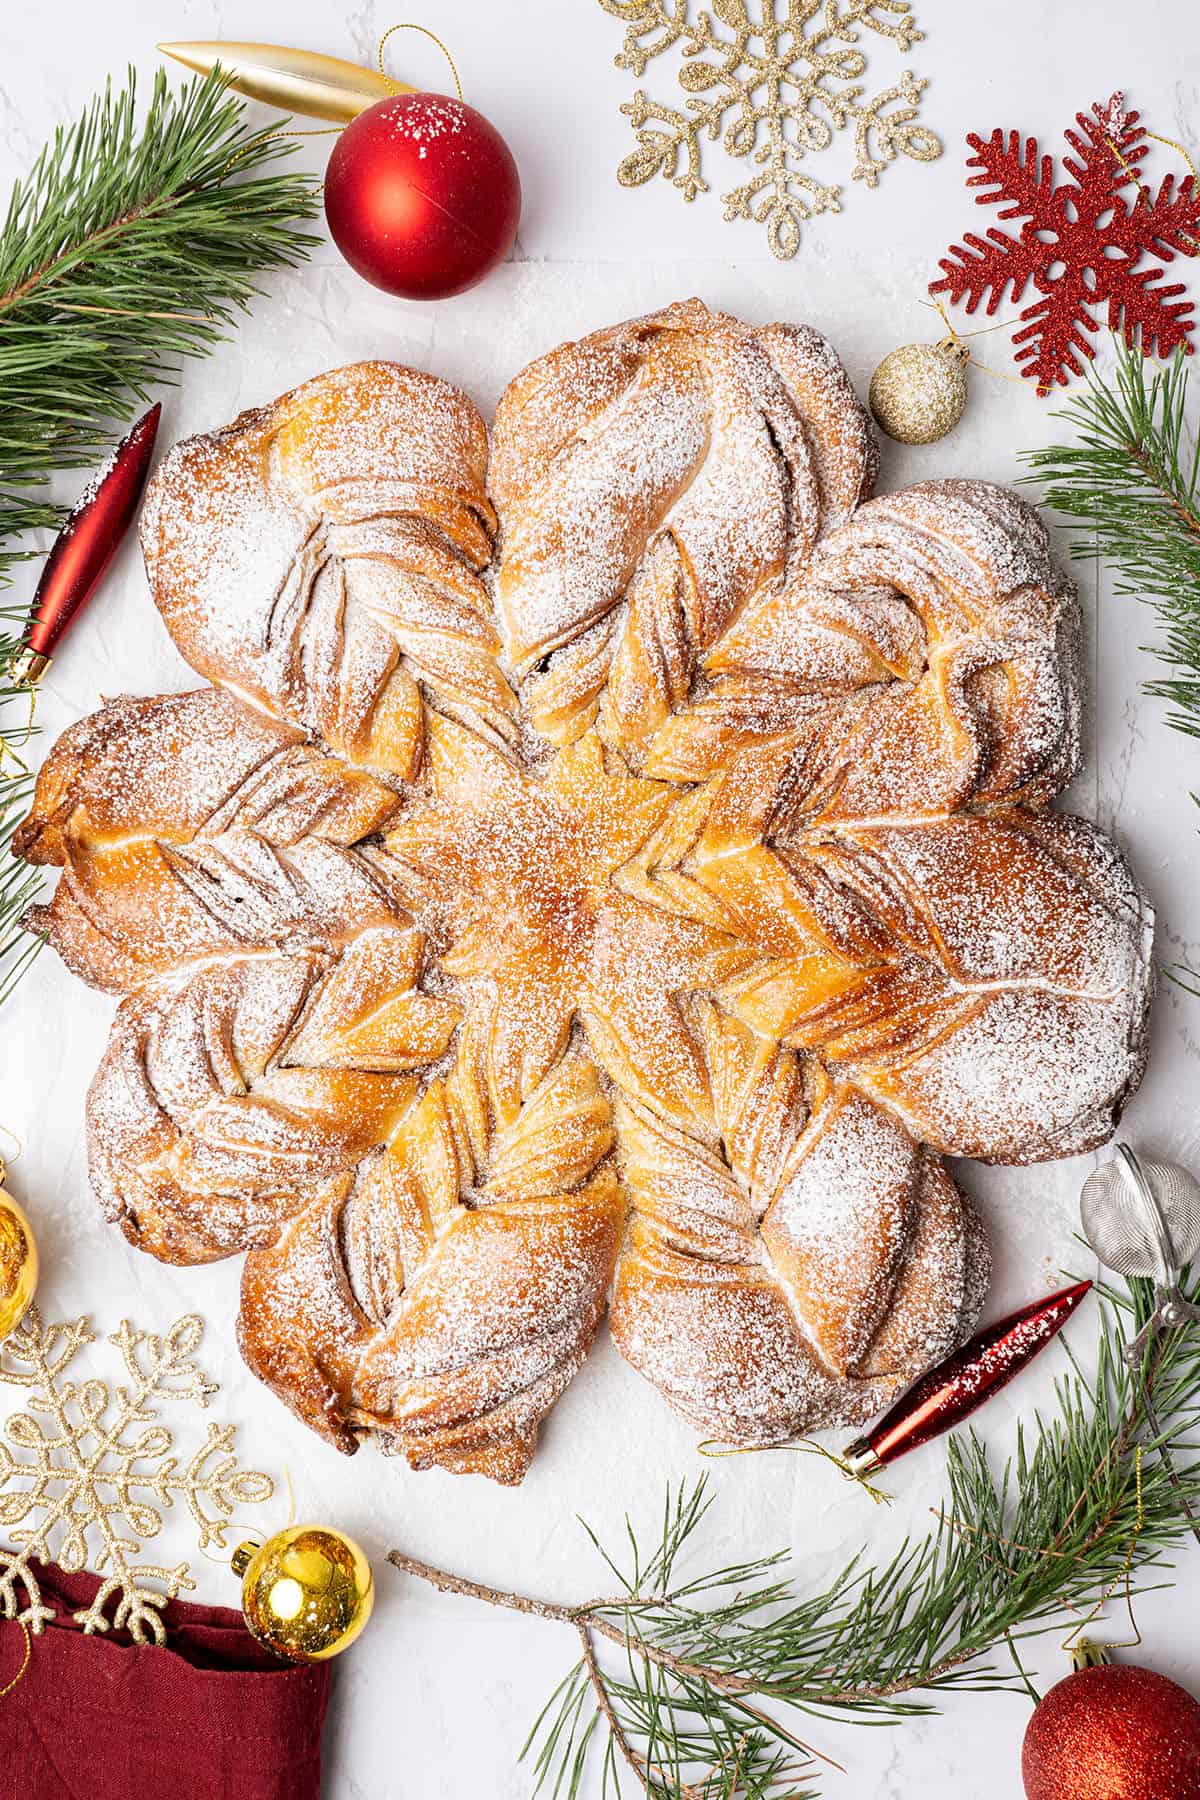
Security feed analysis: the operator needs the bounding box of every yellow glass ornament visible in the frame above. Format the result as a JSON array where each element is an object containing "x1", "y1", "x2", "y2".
[
  {"x1": 159, "y1": 42, "x2": 405, "y2": 123},
  {"x1": 232, "y1": 1523, "x2": 374, "y2": 1662},
  {"x1": 868, "y1": 339, "x2": 970, "y2": 445},
  {"x1": 0, "y1": 1165, "x2": 37, "y2": 1338}
]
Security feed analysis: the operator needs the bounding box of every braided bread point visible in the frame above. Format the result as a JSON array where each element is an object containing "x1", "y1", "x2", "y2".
[
  {"x1": 658, "y1": 476, "x2": 1083, "y2": 791},
  {"x1": 700, "y1": 804, "x2": 1153, "y2": 1164},
  {"x1": 491, "y1": 299, "x2": 875, "y2": 761},
  {"x1": 87, "y1": 946, "x2": 427, "y2": 1263},
  {"x1": 237, "y1": 1043, "x2": 621, "y2": 1478},
  {"x1": 16, "y1": 689, "x2": 407, "y2": 992},
  {"x1": 611, "y1": 1088, "x2": 989, "y2": 1443},
  {"x1": 140, "y1": 361, "x2": 518, "y2": 779},
  {"x1": 15, "y1": 305, "x2": 1156, "y2": 1479}
]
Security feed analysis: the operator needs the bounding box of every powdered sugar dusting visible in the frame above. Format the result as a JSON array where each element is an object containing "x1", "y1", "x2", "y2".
[{"x1": 18, "y1": 303, "x2": 1156, "y2": 1477}]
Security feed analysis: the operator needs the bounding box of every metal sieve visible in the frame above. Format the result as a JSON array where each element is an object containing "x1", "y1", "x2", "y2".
[{"x1": 1080, "y1": 1143, "x2": 1200, "y2": 1363}]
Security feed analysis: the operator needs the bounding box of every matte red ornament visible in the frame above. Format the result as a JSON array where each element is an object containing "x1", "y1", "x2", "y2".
[
  {"x1": 931, "y1": 93, "x2": 1200, "y2": 393},
  {"x1": 843, "y1": 1279, "x2": 1092, "y2": 1474},
  {"x1": 1023, "y1": 1647, "x2": 1200, "y2": 1800},
  {"x1": 13, "y1": 403, "x2": 161, "y2": 683},
  {"x1": 323, "y1": 92, "x2": 521, "y2": 300}
]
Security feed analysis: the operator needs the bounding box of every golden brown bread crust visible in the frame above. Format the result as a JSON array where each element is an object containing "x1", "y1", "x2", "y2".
[
  {"x1": 15, "y1": 303, "x2": 1155, "y2": 1479},
  {"x1": 17, "y1": 689, "x2": 407, "y2": 992},
  {"x1": 138, "y1": 360, "x2": 515, "y2": 778}
]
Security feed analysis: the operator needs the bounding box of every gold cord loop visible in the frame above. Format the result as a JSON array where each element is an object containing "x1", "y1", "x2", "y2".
[
  {"x1": 378, "y1": 23, "x2": 463, "y2": 103},
  {"x1": 697, "y1": 1437, "x2": 893, "y2": 1506},
  {"x1": 1061, "y1": 1446, "x2": 1146, "y2": 1655},
  {"x1": 1109, "y1": 128, "x2": 1200, "y2": 257},
  {"x1": 0, "y1": 1619, "x2": 31, "y2": 1700}
]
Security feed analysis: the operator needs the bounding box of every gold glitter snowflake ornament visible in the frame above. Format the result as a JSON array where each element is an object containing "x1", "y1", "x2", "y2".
[
  {"x1": 0, "y1": 1307, "x2": 272, "y2": 1642},
  {"x1": 599, "y1": 0, "x2": 941, "y2": 257}
]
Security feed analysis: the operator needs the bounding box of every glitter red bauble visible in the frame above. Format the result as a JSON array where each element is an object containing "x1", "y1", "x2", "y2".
[
  {"x1": 1022, "y1": 1663, "x2": 1200, "y2": 1800},
  {"x1": 323, "y1": 92, "x2": 520, "y2": 300}
]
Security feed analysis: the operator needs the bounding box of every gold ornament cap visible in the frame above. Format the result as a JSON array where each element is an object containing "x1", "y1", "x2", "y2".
[
  {"x1": 6, "y1": 647, "x2": 50, "y2": 686},
  {"x1": 868, "y1": 338, "x2": 969, "y2": 445},
  {"x1": 234, "y1": 1523, "x2": 374, "y2": 1663},
  {"x1": 0, "y1": 1169, "x2": 38, "y2": 1339},
  {"x1": 231, "y1": 1540, "x2": 257, "y2": 1580},
  {"x1": 159, "y1": 42, "x2": 405, "y2": 123}
]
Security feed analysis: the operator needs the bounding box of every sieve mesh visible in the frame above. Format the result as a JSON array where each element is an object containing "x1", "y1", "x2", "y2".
[{"x1": 1080, "y1": 1144, "x2": 1200, "y2": 1282}]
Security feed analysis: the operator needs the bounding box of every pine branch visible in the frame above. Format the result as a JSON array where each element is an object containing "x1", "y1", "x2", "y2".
[
  {"x1": 389, "y1": 1276, "x2": 1200, "y2": 1798},
  {"x1": 0, "y1": 66, "x2": 319, "y2": 566},
  {"x1": 0, "y1": 66, "x2": 320, "y2": 999},
  {"x1": 1022, "y1": 341, "x2": 1200, "y2": 988},
  {"x1": 1022, "y1": 341, "x2": 1200, "y2": 743}
]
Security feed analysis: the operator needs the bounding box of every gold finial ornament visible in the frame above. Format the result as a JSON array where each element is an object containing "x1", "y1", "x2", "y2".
[
  {"x1": 158, "y1": 41, "x2": 405, "y2": 123},
  {"x1": 0, "y1": 1165, "x2": 37, "y2": 1338},
  {"x1": 233, "y1": 1524, "x2": 374, "y2": 1662},
  {"x1": 868, "y1": 338, "x2": 970, "y2": 445}
]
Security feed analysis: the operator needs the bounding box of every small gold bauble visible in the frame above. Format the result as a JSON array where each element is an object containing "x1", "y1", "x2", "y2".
[
  {"x1": 868, "y1": 338, "x2": 969, "y2": 445},
  {"x1": 232, "y1": 1523, "x2": 374, "y2": 1663},
  {"x1": 0, "y1": 1173, "x2": 38, "y2": 1338}
]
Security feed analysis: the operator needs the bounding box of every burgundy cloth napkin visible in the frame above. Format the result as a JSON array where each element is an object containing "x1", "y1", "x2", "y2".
[{"x1": 2, "y1": 1559, "x2": 332, "y2": 1800}]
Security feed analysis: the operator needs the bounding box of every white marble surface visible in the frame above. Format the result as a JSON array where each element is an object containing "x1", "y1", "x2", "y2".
[{"x1": 1, "y1": 1, "x2": 1199, "y2": 1794}]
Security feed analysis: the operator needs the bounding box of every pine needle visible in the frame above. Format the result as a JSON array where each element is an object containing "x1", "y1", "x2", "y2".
[{"x1": 0, "y1": 67, "x2": 320, "y2": 999}]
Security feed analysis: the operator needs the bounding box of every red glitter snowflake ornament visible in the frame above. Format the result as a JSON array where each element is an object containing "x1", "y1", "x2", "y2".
[{"x1": 931, "y1": 93, "x2": 1200, "y2": 393}]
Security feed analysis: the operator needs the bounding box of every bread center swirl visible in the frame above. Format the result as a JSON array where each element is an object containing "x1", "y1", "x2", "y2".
[{"x1": 382, "y1": 720, "x2": 759, "y2": 1135}]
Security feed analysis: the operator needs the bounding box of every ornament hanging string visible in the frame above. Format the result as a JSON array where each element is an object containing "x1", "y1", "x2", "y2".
[
  {"x1": 921, "y1": 296, "x2": 1029, "y2": 385},
  {"x1": 198, "y1": 1464, "x2": 295, "y2": 1568},
  {"x1": 1106, "y1": 127, "x2": 1200, "y2": 255},
  {"x1": 1061, "y1": 1447, "x2": 1146, "y2": 1657},
  {"x1": 698, "y1": 1436, "x2": 893, "y2": 1506},
  {"x1": 0, "y1": 686, "x2": 36, "y2": 776},
  {"x1": 377, "y1": 23, "x2": 463, "y2": 102},
  {"x1": 221, "y1": 23, "x2": 466, "y2": 184},
  {"x1": 0, "y1": 1618, "x2": 31, "y2": 1699}
]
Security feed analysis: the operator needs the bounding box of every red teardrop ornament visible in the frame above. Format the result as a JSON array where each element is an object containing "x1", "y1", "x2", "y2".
[
  {"x1": 323, "y1": 92, "x2": 521, "y2": 300},
  {"x1": 843, "y1": 1279, "x2": 1093, "y2": 1473},
  {"x1": 12, "y1": 402, "x2": 161, "y2": 683}
]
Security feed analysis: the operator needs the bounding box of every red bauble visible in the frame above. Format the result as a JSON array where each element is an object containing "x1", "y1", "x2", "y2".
[
  {"x1": 1023, "y1": 1658, "x2": 1200, "y2": 1800},
  {"x1": 323, "y1": 92, "x2": 520, "y2": 300}
]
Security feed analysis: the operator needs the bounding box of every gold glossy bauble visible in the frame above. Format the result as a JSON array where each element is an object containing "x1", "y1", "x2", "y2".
[
  {"x1": 0, "y1": 1172, "x2": 38, "y2": 1338},
  {"x1": 232, "y1": 1523, "x2": 374, "y2": 1663},
  {"x1": 868, "y1": 338, "x2": 969, "y2": 445}
]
